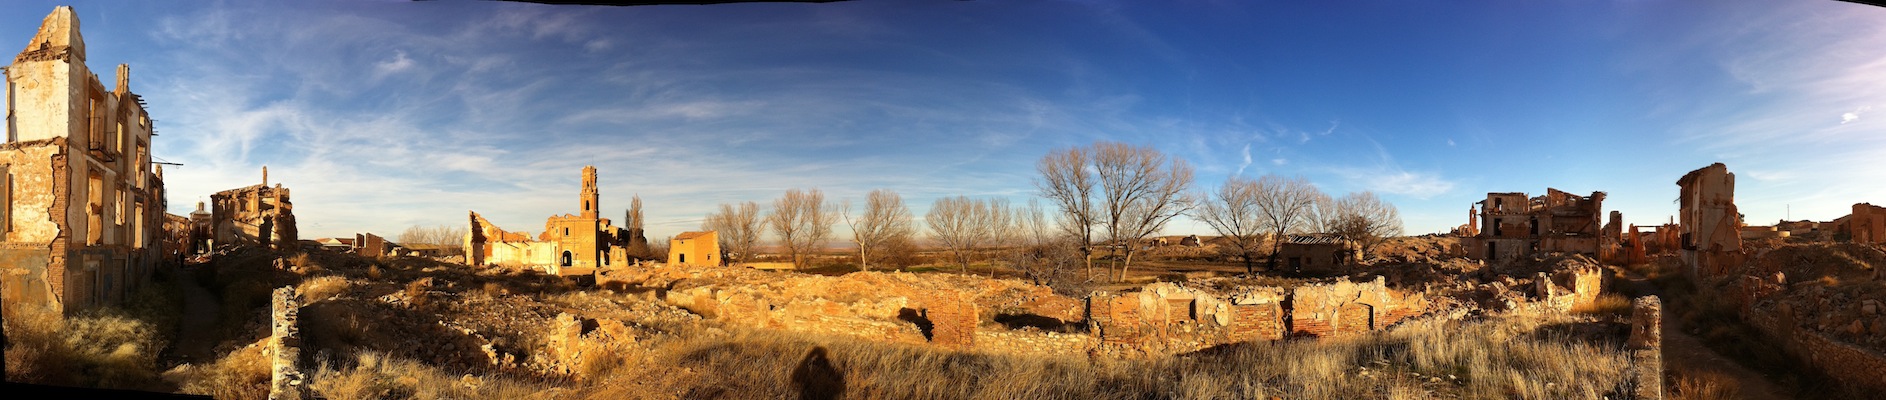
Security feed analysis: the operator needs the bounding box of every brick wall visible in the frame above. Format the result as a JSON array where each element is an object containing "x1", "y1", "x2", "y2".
[{"x1": 1746, "y1": 305, "x2": 1886, "y2": 393}]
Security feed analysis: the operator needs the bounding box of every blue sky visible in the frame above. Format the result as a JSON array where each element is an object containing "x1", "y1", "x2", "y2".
[{"x1": 6, "y1": 1, "x2": 1885, "y2": 241}]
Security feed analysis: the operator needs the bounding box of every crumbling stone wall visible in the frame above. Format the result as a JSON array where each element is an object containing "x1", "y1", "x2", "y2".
[
  {"x1": 270, "y1": 287, "x2": 306, "y2": 400},
  {"x1": 1744, "y1": 302, "x2": 1886, "y2": 393},
  {"x1": 466, "y1": 167, "x2": 633, "y2": 275},
  {"x1": 211, "y1": 178, "x2": 298, "y2": 252},
  {"x1": 1626, "y1": 296, "x2": 1662, "y2": 400},
  {"x1": 1290, "y1": 276, "x2": 1425, "y2": 337},
  {"x1": 1677, "y1": 163, "x2": 1744, "y2": 278},
  {"x1": 918, "y1": 292, "x2": 977, "y2": 350},
  {"x1": 2, "y1": 7, "x2": 167, "y2": 316},
  {"x1": 1463, "y1": 189, "x2": 1615, "y2": 263},
  {"x1": 544, "y1": 313, "x2": 641, "y2": 380}
]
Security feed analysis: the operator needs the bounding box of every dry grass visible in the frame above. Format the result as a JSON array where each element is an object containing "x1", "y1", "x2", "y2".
[
  {"x1": 637, "y1": 313, "x2": 1634, "y2": 399},
  {"x1": 405, "y1": 277, "x2": 433, "y2": 306},
  {"x1": 299, "y1": 275, "x2": 353, "y2": 302},
  {"x1": 309, "y1": 351, "x2": 552, "y2": 400},
  {"x1": 1573, "y1": 294, "x2": 1635, "y2": 316},
  {"x1": 3, "y1": 281, "x2": 181, "y2": 391},
  {"x1": 1667, "y1": 370, "x2": 1742, "y2": 400},
  {"x1": 167, "y1": 339, "x2": 272, "y2": 400}
]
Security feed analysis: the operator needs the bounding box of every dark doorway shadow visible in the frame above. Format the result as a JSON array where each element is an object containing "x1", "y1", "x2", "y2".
[
  {"x1": 897, "y1": 307, "x2": 934, "y2": 340},
  {"x1": 791, "y1": 346, "x2": 844, "y2": 400}
]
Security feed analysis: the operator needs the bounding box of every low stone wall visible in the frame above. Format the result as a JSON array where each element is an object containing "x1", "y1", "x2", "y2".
[
  {"x1": 975, "y1": 330, "x2": 1096, "y2": 356},
  {"x1": 269, "y1": 286, "x2": 306, "y2": 400},
  {"x1": 1626, "y1": 296, "x2": 1663, "y2": 400},
  {"x1": 1746, "y1": 304, "x2": 1886, "y2": 393},
  {"x1": 1290, "y1": 276, "x2": 1426, "y2": 338}
]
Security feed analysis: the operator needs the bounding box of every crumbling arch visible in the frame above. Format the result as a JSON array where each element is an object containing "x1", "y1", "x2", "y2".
[{"x1": 560, "y1": 250, "x2": 572, "y2": 267}]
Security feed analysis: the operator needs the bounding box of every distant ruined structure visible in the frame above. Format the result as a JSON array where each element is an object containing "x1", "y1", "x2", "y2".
[
  {"x1": 210, "y1": 167, "x2": 298, "y2": 251},
  {"x1": 1461, "y1": 189, "x2": 1621, "y2": 263},
  {"x1": 0, "y1": 7, "x2": 167, "y2": 315},
  {"x1": 1676, "y1": 163, "x2": 1743, "y2": 278},
  {"x1": 466, "y1": 166, "x2": 634, "y2": 275}
]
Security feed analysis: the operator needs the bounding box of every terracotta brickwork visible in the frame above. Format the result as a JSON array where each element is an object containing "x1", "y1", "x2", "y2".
[{"x1": 2, "y1": 7, "x2": 167, "y2": 316}]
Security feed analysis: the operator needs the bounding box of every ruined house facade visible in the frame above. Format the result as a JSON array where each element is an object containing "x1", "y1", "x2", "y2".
[
  {"x1": 210, "y1": 168, "x2": 297, "y2": 251},
  {"x1": 1461, "y1": 189, "x2": 1620, "y2": 263},
  {"x1": 668, "y1": 231, "x2": 719, "y2": 266},
  {"x1": 1829, "y1": 203, "x2": 1886, "y2": 245},
  {"x1": 1677, "y1": 163, "x2": 1743, "y2": 278},
  {"x1": 466, "y1": 166, "x2": 632, "y2": 275},
  {"x1": 1, "y1": 7, "x2": 167, "y2": 315}
]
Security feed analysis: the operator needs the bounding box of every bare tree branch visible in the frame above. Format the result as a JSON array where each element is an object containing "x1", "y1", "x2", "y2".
[
  {"x1": 767, "y1": 188, "x2": 835, "y2": 268},
  {"x1": 843, "y1": 189, "x2": 915, "y2": 271},
  {"x1": 703, "y1": 201, "x2": 765, "y2": 265}
]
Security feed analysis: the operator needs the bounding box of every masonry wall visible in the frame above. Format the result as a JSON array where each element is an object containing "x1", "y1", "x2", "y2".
[
  {"x1": 0, "y1": 140, "x2": 64, "y2": 316},
  {"x1": 1746, "y1": 304, "x2": 1886, "y2": 393}
]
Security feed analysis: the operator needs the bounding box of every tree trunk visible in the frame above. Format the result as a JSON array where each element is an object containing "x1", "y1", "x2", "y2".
[{"x1": 1120, "y1": 249, "x2": 1135, "y2": 282}]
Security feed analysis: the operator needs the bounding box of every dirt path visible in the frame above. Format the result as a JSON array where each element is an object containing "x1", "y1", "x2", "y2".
[
  {"x1": 173, "y1": 267, "x2": 222, "y2": 363},
  {"x1": 1614, "y1": 267, "x2": 1791, "y2": 400}
]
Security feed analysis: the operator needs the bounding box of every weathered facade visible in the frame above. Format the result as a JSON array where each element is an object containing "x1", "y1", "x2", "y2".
[
  {"x1": 210, "y1": 168, "x2": 297, "y2": 251},
  {"x1": 1829, "y1": 203, "x2": 1886, "y2": 245},
  {"x1": 465, "y1": 166, "x2": 633, "y2": 275},
  {"x1": 1, "y1": 7, "x2": 167, "y2": 315},
  {"x1": 668, "y1": 231, "x2": 720, "y2": 266},
  {"x1": 1461, "y1": 189, "x2": 1618, "y2": 263},
  {"x1": 1677, "y1": 163, "x2": 1743, "y2": 278}
]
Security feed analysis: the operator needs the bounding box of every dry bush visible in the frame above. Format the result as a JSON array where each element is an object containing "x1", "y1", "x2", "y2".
[
  {"x1": 1573, "y1": 294, "x2": 1634, "y2": 316},
  {"x1": 4, "y1": 285, "x2": 179, "y2": 391},
  {"x1": 169, "y1": 341, "x2": 272, "y2": 400},
  {"x1": 300, "y1": 275, "x2": 352, "y2": 302},
  {"x1": 368, "y1": 264, "x2": 383, "y2": 280},
  {"x1": 1667, "y1": 370, "x2": 1742, "y2": 400},
  {"x1": 405, "y1": 278, "x2": 433, "y2": 306},
  {"x1": 309, "y1": 351, "x2": 551, "y2": 400}
]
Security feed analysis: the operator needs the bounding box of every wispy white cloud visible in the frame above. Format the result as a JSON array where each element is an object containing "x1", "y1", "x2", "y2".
[
  {"x1": 1234, "y1": 143, "x2": 1252, "y2": 176},
  {"x1": 373, "y1": 50, "x2": 415, "y2": 77}
]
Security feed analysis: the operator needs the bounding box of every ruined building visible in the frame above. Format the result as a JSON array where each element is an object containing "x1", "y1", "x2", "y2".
[
  {"x1": 466, "y1": 166, "x2": 633, "y2": 275},
  {"x1": 668, "y1": 231, "x2": 720, "y2": 266},
  {"x1": 1461, "y1": 189, "x2": 1620, "y2": 262},
  {"x1": 1, "y1": 7, "x2": 167, "y2": 315},
  {"x1": 1677, "y1": 163, "x2": 1744, "y2": 278},
  {"x1": 1829, "y1": 203, "x2": 1886, "y2": 245},
  {"x1": 210, "y1": 167, "x2": 297, "y2": 251}
]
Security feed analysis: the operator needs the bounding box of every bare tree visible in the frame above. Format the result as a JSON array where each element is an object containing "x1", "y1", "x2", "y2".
[
  {"x1": 1092, "y1": 142, "x2": 1194, "y2": 281},
  {"x1": 843, "y1": 189, "x2": 915, "y2": 271},
  {"x1": 1036, "y1": 147, "x2": 1098, "y2": 279},
  {"x1": 1009, "y1": 199, "x2": 1079, "y2": 286},
  {"x1": 649, "y1": 235, "x2": 671, "y2": 261},
  {"x1": 981, "y1": 198, "x2": 1017, "y2": 277},
  {"x1": 1330, "y1": 191, "x2": 1404, "y2": 261},
  {"x1": 1307, "y1": 191, "x2": 1338, "y2": 234},
  {"x1": 398, "y1": 225, "x2": 466, "y2": 247},
  {"x1": 1252, "y1": 174, "x2": 1325, "y2": 271},
  {"x1": 768, "y1": 188, "x2": 836, "y2": 268},
  {"x1": 702, "y1": 201, "x2": 765, "y2": 265},
  {"x1": 624, "y1": 195, "x2": 652, "y2": 259},
  {"x1": 926, "y1": 196, "x2": 982, "y2": 273},
  {"x1": 1193, "y1": 176, "x2": 1267, "y2": 274}
]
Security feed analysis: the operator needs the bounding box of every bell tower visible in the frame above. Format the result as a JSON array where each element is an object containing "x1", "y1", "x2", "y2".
[{"x1": 580, "y1": 165, "x2": 599, "y2": 219}]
